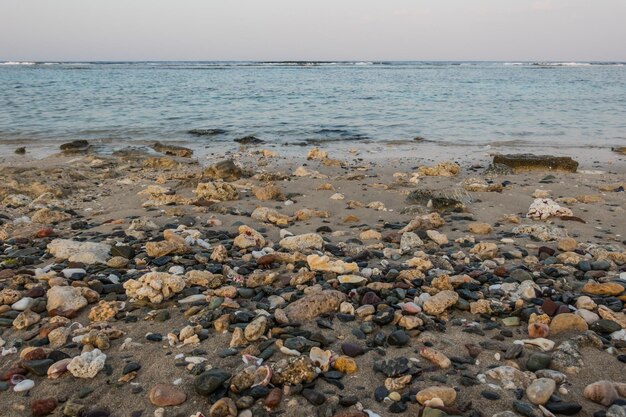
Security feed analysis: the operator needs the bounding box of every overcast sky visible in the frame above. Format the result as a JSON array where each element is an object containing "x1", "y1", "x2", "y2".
[{"x1": 1, "y1": 0, "x2": 625, "y2": 61}]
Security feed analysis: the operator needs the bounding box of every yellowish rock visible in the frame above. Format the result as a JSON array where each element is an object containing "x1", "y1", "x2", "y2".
[
  {"x1": 252, "y1": 183, "x2": 284, "y2": 201},
  {"x1": 416, "y1": 386, "x2": 457, "y2": 405},
  {"x1": 420, "y1": 347, "x2": 451, "y2": 368},
  {"x1": 468, "y1": 222, "x2": 492, "y2": 235},
  {"x1": 333, "y1": 356, "x2": 357, "y2": 374},
  {"x1": 359, "y1": 230, "x2": 382, "y2": 240},
  {"x1": 470, "y1": 242, "x2": 499, "y2": 259},
  {"x1": 417, "y1": 162, "x2": 460, "y2": 177},
  {"x1": 233, "y1": 225, "x2": 265, "y2": 249},
  {"x1": 470, "y1": 299, "x2": 492, "y2": 315},
  {"x1": 195, "y1": 181, "x2": 239, "y2": 201},
  {"x1": 307, "y1": 147, "x2": 328, "y2": 160},
  {"x1": 426, "y1": 230, "x2": 448, "y2": 245},
  {"x1": 549, "y1": 313, "x2": 589, "y2": 334},
  {"x1": 423, "y1": 290, "x2": 459, "y2": 316},
  {"x1": 583, "y1": 281, "x2": 624, "y2": 296},
  {"x1": 557, "y1": 238, "x2": 578, "y2": 252},
  {"x1": 307, "y1": 254, "x2": 359, "y2": 274}
]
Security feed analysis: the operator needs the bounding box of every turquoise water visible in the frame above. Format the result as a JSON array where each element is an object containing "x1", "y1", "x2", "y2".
[{"x1": 1, "y1": 61, "x2": 625, "y2": 149}]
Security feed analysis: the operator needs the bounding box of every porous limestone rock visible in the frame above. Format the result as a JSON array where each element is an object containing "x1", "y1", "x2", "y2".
[
  {"x1": 67, "y1": 349, "x2": 107, "y2": 378},
  {"x1": 47, "y1": 239, "x2": 111, "y2": 264},
  {"x1": 123, "y1": 272, "x2": 186, "y2": 303}
]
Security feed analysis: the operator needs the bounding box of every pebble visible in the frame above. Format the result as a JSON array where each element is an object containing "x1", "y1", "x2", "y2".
[{"x1": 148, "y1": 384, "x2": 186, "y2": 407}]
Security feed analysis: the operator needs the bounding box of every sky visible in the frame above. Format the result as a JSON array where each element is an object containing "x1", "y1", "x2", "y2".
[{"x1": 1, "y1": 0, "x2": 625, "y2": 61}]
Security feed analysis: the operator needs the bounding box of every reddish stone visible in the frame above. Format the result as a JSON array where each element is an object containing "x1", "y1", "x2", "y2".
[
  {"x1": 148, "y1": 384, "x2": 186, "y2": 407},
  {"x1": 468, "y1": 270, "x2": 484, "y2": 279},
  {"x1": 0, "y1": 367, "x2": 27, "y2": 382},
  {"x1": 35, "y1": 227, "x2": 54, "y2": 238},
  {"x1": 382, "y1": 231, "x2": 401, "y2": 243},
  {"x1": 494, "y1": 266, "x2": 509, "y2": 277},
  {"x1": 47, "y1": 308, "x2": 80, "y2": 319},
  {"x1": 22, "y1": 348, "x2": 47, "y2": 361},
  {"x1": 257, "y1": 254, "x2": 277, "y2": 267},
  {"x1": 31, "y1": 398, "x2": 57, "y2": 416},
  {"x1": 465, "y1": 343, "x2": 482, "y2": 358},
  {"x1": 538, "y1": 246, "x2": 555, "y2": 259},
  {"x1": 360, "y1": 292, "x2": 381, "y2": 305},
  {"x1": 24, "y1": 286, "x2": 46, "y2": 298},
  {"x1": 39, "y1": 322, "x2": 65, "y2": 338},
  {"x1": 541, "y1": 299, "x2": 559, "y2": 316},
  {"x1": 0, "y1": 269, "x2": 15, "y2": 279},
  {"x1": 265, "y1": 387, "x2": 283, "y2": 408}
]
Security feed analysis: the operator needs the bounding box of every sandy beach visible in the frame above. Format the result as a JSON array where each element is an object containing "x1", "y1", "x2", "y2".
[{"x1": 0, "y1": 142, "x2": 625, "y2": 417}]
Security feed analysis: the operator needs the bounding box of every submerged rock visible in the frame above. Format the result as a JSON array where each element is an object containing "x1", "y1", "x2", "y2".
[{"x1": 493, "y1": 154, "x2": 578, "y2": 173}]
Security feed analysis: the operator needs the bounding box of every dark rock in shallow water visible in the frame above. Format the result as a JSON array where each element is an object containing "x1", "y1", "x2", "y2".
[
  {"x1": 187, "y1": 128, "x2": 227, "y2": 137},
  {"x1": 234, "y1": 135, "x2": 264, "y2": 145},
  {"x1": 60, "y1": 139, "x2": 90, "y2": 152},
  {"x1": 493, "y1": 154, "x2": 578, "y2": 173},
  {"x1": 151, "y1": 142, "x2": 193, "y2": 157}
]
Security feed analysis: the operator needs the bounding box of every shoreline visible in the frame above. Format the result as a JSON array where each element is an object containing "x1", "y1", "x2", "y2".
[
  {"x1": 2, "y1": 138, "x2": 625, "y2": 169},
  {"x1": 0, "y1": 145, "x2": 625, "y2": 417}
]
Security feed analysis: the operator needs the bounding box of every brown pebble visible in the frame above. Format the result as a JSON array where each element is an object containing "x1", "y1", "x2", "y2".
[
  {"x1": 264, "y1": 387, "x2": 283, "y2": 408},
  {"x1": 148, "y1": 384, "x2": 187, "y2": 407},
  {"x1": 31, "y1": 398, "x2": 57, "y2": 416}
]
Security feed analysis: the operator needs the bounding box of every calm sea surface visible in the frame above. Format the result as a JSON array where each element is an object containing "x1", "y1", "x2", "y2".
[{"x1": 1, "y1": 61, "x2": 625, "y2": 150}]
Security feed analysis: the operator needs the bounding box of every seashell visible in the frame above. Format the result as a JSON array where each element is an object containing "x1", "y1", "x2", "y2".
[
  {"x1": 279, "y1": 346, "x2": 300, "y2": 356},
  {"x1": 242, "y1": 354, "x2": 263, "y2": 366},
  {"x1": 384, "y1": 375, "x2": 412, "y2": 391},
  {"x1": 10, "y1": 374, "x2": 26, "y2": 385},
  {"x1": 583, "y1": 381, "x2": 619, "y2": 406},
  {"x1": 309, "y1": 347, "x2": 331, "y2": 372},
  {"x1": 514, "y1": 338, "x2": 555, "y2": 351},
  {"x1": 47, "y1": 358, "x2": 72, "y2": 379},
  {"x1": 13, "y1": 379, "x2": 35, "y2": 392},
  {"x1": 252, "y1": 365, "x2": 272, "y2": 387}
]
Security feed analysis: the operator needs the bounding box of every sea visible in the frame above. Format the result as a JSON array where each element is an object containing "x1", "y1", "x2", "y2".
[{"x1": 1, "y1": 61, "x2": 625, "y2": 156}]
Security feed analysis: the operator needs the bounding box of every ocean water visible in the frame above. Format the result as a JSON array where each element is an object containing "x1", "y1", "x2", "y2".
[{"x1": 1, "y1": 61, "x2": 625, "y2": 152}]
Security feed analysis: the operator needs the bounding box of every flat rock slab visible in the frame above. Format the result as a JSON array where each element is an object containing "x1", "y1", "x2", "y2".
[{"x1": 493, "y1": 154, "x2": 579, "y2": 173}]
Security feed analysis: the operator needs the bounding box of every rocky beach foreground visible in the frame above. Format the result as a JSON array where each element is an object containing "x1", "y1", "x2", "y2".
[{"x1": 0, "y1": 143, "x2": 625, "y2": 417}]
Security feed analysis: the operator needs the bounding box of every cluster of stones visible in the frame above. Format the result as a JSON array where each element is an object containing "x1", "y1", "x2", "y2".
[{"x1": 0, "y1": 152, "x2": 625, "y2": 417}]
